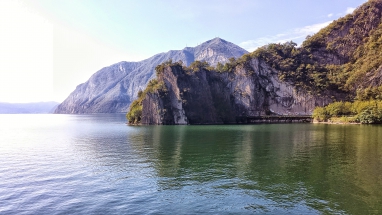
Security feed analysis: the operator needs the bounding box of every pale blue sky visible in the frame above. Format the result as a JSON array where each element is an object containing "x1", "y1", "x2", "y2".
[{"x1": 0, "y1": 0, "x2": 367, "y2": 102}]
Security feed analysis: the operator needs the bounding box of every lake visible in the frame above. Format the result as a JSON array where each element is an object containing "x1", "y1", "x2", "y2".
[{"x1": 0, "y1": 114, "x2": 381, "y2": 214}]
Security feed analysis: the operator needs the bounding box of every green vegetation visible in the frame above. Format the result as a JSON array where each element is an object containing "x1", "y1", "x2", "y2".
[
  {"x1": 155, "y1": 59, "x2": 182, "y2": 75},
  {"x1": 127, "y1": 58, "x2": 204, "y2": 124},
  {"x1": 188, "y1": 60, "x2": 214, "y2": 72},
  {"x1": 126, "y1": 99, "x2": 142, "y2": 124},
  {"x1": 126, "y1": 59, "x2": 216, "y2": 124},
  {"x1": 344, "y1": 24, "x2": 382, "y2": 99},
  {"x1": 309, "y1": 0, "x2": 382, "y2": 123},
  {"x1": 250, "y1": 41, "x2": 337, "y2": 93},
  {"x1": 222, "y1": 0, "x2": 382, "y2": 97},
  {"x1": 312, "y1": 100, "x2": 382, "y2": 124},
  {"x1": 216, "y1": 57, "x2": 239, "y2": 73},
  {"x1": 126, "y1": 78, "x2": 166, "y2": 124},
  {"x1": 156, "y1": 59, "x2": 213, "y2": 74}
]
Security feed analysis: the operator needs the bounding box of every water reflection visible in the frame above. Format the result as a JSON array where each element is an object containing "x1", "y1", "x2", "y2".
[
  {"x1": 124, "y1": 124, "x2": 382, "y2": 214},
  {"x1": 60, "y1": 115, "x2": 382, "y2": 214}
]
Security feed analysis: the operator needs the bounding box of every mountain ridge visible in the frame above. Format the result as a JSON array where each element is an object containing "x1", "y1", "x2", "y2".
[{"x1": 55, "y1": 37, "x2": 248, "y2": 113}]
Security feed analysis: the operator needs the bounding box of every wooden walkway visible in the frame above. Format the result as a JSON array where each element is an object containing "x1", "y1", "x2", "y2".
[{"x1": 236, "y1": 115, "x2": 312, "y2": 124}]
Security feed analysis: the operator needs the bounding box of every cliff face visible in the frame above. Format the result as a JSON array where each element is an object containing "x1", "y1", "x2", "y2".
[
  {"x1": 140, "y1": 60, "x2": 337, "y2": 125},
  {"x1": 55, "y1": 38, "x2": 248, "y2": 114}
]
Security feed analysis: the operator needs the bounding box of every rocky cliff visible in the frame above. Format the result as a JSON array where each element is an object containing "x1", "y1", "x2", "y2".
[
  {"x1": 130, "y1": 0, "x2": 382, "y2": 125},
  {"x1": 137, "y1": 60, "x2": 339, "y2": 125},
  {"x1": 55, "y1": 38, "x2": 248, "y2": 113}
]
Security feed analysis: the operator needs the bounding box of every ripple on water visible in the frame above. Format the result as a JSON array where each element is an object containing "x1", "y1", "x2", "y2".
[{"x1": 0, "y1": 115, "x2": 382, "y2": 214}]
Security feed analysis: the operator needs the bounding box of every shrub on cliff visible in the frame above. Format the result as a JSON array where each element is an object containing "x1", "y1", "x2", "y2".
[
  {"x1": 126, "y1": 100, "x2": 142, "y2": 124},
  {"x1": 189, "y1": 60, "x2": 211, "y2": 72},
  {"x1": 126, "y1": 79, "x2": 166, "y2": 124},
  {"x1": 155, "y1": 59, "x2": 185, "y2": 75},
  {"x1": 250, "y1": 41, "x2": 345, "y2": 94},
  {"x1": 215, "y1": 57, "x2": 238, "y2": 73}
]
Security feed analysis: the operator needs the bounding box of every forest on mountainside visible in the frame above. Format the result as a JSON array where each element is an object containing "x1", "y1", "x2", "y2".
[{"x1": 251, "y1": 0, "x2": 382, "y2": 100}]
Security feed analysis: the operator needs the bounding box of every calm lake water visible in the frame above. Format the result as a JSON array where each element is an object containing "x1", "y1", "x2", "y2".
[{"x1": 0, "y1": 114, "x2": 381, "y2": 214}]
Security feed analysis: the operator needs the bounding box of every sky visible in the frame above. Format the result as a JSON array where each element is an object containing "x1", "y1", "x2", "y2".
[{"x1": 0, "y1": 0, "x2": 368, "y2": 103}]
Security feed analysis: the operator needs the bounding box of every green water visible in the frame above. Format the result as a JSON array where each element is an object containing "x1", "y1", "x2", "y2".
[
  {"x1": 0, "y1": 114, "x2": 381, "y2": 214},
  {"x1": 131, "y1": 124, "x2": 382, "y2": 214}
]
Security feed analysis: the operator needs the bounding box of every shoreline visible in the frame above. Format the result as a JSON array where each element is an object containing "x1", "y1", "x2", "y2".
[
  {"x1": 313, "y1": 121, "x2": 361, "y2": 125},
  {"x1": 312, "y1": 119, "x2": 361, "y2": 125}
]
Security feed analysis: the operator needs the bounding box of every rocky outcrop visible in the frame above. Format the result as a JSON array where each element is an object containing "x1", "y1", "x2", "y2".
[
  {"x1": 140, "y1": 59, "x2": 340, "y2": 125},
  {"x1": 55, "y1": 38, "x2": 248, "y2": 113}
]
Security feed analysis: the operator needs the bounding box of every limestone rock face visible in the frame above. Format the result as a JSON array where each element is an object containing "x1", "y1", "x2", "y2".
[
  {"x1": 140, "y1": 59, "x2": 341, "y2": 125},
  {"x1": 55, "y1": 38, "x2": 248, "y2": 113}
]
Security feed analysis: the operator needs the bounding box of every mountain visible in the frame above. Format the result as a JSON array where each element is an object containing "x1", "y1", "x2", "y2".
[
  {"x1": 252, "y1": 0, "x2": 382, "y2": 99},
  {"x1": 0, "y1": 101, "x2": 59, "y2": 114},
  {"x1": 127, "y1": 0, "x2": 382, "y2": 125},
  {"x1": 54, "y1": 38, "x2": 248, "y2": 114},
  {"x1": 127, "y1": 60, "x2": 338, "y2": 125}
]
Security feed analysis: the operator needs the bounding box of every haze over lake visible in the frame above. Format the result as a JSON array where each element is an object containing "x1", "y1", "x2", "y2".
[{"x1": 0, "y1": 114, "x2": 381, "y2": 214}]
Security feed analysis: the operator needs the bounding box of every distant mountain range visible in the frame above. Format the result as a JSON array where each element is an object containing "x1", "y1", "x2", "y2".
[
  {"x1": 54, "y1": 38, "x2": 248, "y2": 113},
  {"x1": 0, "y1": 102, "x2": 59, "y2": 114}
]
